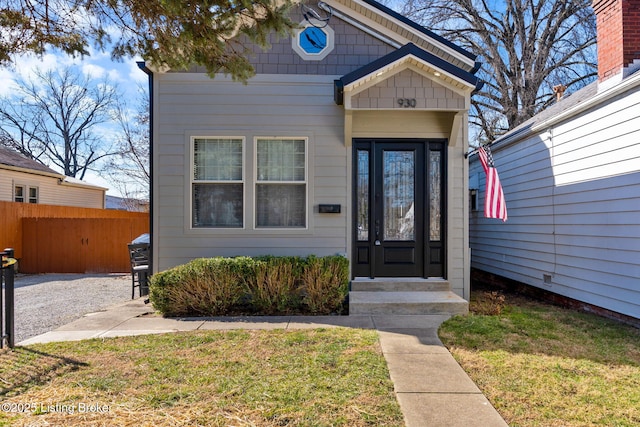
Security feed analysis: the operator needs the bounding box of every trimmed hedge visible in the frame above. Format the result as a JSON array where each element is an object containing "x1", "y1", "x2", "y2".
[{"x1": 149, "y1": 255, "x2": 349, "y2": 317}]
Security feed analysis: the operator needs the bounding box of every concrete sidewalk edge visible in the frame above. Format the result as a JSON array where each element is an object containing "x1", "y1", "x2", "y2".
[{"x1": 17, "y1": 298, "x2": 509, "y2": 427}]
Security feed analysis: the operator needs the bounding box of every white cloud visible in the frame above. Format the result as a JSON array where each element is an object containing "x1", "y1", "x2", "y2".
[
  {"x1": 81, "y1": 63, "x2": 108, "y2": 79},
  {"x1": 0, "y1": 67, "x2": 17, "y2": 96},
  {"x1": 128, "y1": 60, "x2": 149, "y2": 84}
]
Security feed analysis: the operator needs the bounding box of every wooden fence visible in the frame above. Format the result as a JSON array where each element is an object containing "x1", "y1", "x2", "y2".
[{"x1": 0, "y1": 201, "x2": 149, "y2": 274}]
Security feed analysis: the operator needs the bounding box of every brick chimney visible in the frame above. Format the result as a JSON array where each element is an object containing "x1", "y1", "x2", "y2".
[{"x1": 593, "y1": 0, "x2": 640, "y2": 84}]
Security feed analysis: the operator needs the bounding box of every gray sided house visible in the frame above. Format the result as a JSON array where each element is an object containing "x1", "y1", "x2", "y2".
[
  {"x1": 147, "y1": 0, "x2": 481, "y2": 308},
  {"x1": 469, "y1": 0, "x2": 640, "y2": 323}
]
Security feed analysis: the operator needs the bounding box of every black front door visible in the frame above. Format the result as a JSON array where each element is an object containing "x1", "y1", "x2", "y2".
[{"x1": 353, "y1": 139, "x2": 445, "y2": 278}]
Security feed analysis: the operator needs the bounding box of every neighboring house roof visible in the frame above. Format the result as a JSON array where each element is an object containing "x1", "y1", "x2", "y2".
[
  {"x1": 60, "y1": 176, "x2": 108, "y2": 191},
  {"x1": 0, "y1": 146, "x2": 59, "y2": 176},
  {"x1": 106, "y1": 195, "x2": 149, "y2": 211},
  {"x1": 0, "y1": 146, "x2": 108, "y2": 192},
  {"x1": 492, "y1": 68, "x2": 640, "y2": 149}
]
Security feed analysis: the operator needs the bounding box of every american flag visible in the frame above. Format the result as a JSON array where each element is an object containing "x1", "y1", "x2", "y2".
[{"x1": 477, "y1": 145, "x2": 508, "y2": 221}]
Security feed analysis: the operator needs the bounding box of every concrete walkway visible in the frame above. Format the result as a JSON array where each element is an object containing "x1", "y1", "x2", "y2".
[{"x1": 18, "y1": 299, "x2": 508, "y2": 427}]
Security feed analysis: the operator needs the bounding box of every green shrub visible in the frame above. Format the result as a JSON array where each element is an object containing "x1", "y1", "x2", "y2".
[
  {"x1": 149, "y1": 257, "x2": 254, "y2": 317},
  {"x1": 301, "y1": 255, "x2": 349, "y2": 314},
  {"x1": 247, "y1": 257, "x2": 302, "y2": 314},
  {"x1": 149, "y1": 255, "x2": 349, "y2": 316}
]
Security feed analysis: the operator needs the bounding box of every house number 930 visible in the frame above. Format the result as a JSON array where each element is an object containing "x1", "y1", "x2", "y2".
[{"x1": 397, "y1": 98, "x2": 417, "y2": 108}]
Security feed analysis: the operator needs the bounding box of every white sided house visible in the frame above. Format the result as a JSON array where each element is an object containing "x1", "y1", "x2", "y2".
[
  {"x1": 469, "y1": 0, "x2": 640, "y2": 323},
  {"x1": 146, "y1": 0, "x2": 483, "y2": 314},
  {"x1": 0, "y1": 146, "x2": 107, "y2": 208}
]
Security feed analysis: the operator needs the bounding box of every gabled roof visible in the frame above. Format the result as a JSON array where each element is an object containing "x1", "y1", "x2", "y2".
[
  {"x1": 334, "y1": 43, "x2": 483, "y2": 105},
  {"x1": 0, "y1": 146, "x2": 59, "y2": 176},
  {"x1": 357, "y1": 0, "x2": 476, "y2": 62},
  {"x1": 322, "y1": 0, "x2": 479, "y2": 72}
]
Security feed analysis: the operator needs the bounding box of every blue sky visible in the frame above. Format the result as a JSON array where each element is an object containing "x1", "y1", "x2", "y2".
[{"x1": 1, "y1": 48, "x2": 149, "y2": 197}]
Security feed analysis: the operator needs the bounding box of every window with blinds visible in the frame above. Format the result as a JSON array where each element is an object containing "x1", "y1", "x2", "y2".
[
  {"x1": 255, "y1": 138, "x2": 307, "y2": 228},
  {"x1": 192, "y1": 138, "x2": 244, "y2": 228}
]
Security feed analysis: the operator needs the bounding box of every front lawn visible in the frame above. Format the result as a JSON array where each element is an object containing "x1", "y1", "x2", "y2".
[
  {"x1": 439, "y1": 289, "x2": 640, "y2": 426},
  {"x1": 1, "y1": 328, "x2": 404, "y2": 426}
]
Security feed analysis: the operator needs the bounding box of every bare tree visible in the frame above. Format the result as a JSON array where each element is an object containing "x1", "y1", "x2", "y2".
[
  {"x1": 105, "y1": 87, "x2": 150, "y2": 204},
  {"x1": 401, "y1": 0, "x2": 597, "y2": 142},
  {"x1": 0, "y1": 66, "x2": 120, "y2": 179}
]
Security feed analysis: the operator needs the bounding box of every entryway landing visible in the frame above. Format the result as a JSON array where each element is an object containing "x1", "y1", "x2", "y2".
[{"x1": 349, "y1": 278, "x2": 468, "y2": 316}]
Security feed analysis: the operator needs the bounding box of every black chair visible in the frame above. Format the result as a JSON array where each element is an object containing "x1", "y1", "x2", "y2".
[{"x1": 128, "y1": 243, "x2": 150, "y2": 299}]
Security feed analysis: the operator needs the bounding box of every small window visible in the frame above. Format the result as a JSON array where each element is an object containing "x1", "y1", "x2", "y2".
[
  {"x1": 28, "y1": 186, "x2": 38, "y2": 203},
  {"x1": 14, "y1": 185, "x2": 25, "y2": 203},
  {"x1": 300, "y1": 27, "x2": 327, "y2": 54},
  {"x1": 292, "y1": 22, "x2": 334, "y2": 61},
  {"x1": 192, "y1": 138, "x2": 244, "y2": 228},
  {"x1": 14, "y1": 185, "x2": 38, "y2": 203},
  {"x1": 256, "y1": 138, "x2": 307, "y2": 228}
]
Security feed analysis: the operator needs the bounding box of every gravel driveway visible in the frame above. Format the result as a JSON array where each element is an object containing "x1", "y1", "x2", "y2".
[{"x1": 9, "y1": 273, "x2": 134, "y2": 344}]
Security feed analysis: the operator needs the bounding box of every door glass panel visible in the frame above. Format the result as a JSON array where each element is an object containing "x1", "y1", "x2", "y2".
[
  {"x1": 356, "y1": 150, "x2": 369, "y2": 241},
  {"x1": 383, "y1": 151, "x2": 415, "y2": 241},
  {"x1": 430, "y1": 150, "x2": 441, "y2": 241}
]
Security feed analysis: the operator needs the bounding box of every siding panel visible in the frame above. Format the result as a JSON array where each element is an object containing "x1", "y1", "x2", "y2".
[
  {"x1": 470, "y1": 81, "x2": 640, "y2": 319},
  {"x1": 155, "y1": 74, "x2": 347, "y2": 272}
]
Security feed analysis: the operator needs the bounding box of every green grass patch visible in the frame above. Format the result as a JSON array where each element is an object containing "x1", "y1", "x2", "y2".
[
  {"x1": 439, "y1": 291, "x2": 640, "y2": 426},
  {"x1": 1, "y1": 328, "x2": 403, "y2": 426}
]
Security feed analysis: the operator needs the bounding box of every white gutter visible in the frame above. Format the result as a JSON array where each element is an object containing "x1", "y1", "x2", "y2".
[
  {"x1": 59, "y1": 176, "x2": 109, "y2": 191},
  {"x1": 329, "y1": 7, "x2": 401, "y2": 49}
]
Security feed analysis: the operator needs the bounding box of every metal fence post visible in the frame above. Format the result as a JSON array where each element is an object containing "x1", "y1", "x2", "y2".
[
  {"x1": 0, "y1": 249, "x2": 4, "y2": 349},
  {"x1": 1, "y1": 248, "x2": 15, "y2": 349}
]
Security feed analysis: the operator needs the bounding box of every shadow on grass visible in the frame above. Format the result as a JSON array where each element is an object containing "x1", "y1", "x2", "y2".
[
  {"x1": 0, "y1": 347, "x2": 88, "y2": 397},
  {"x1": 439, "y1": 285, "x2": 640, "y2": 367}
]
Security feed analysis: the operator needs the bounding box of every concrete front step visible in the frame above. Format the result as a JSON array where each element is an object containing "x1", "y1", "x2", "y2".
[
  {"x1": 349, "y1": 291, "x2": 469, "y2": 316},
  {"x1": 351, "y1": 277, "x2": 451, "y2": 292}
]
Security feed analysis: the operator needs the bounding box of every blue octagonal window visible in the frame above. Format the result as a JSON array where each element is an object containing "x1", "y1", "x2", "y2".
[
  {"x1": 299, "y1": 27, "x2": 327, "y2": 54},
  {"x1": 293, "y1": 23, "x2": 334, "y2": 60}
]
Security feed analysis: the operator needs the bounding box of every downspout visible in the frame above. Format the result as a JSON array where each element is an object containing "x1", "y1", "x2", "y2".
[
  {"x1": 137, "y1": 62, "x2": 154, "y2": 274},
  {"x1": 546, "y1": 128, "x2": 558, "y2": 282}
]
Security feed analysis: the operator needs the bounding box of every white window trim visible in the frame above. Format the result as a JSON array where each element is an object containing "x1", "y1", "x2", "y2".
[
  {"x1": 14, "y1": 184, "x2": 25, "y2": 203},
  {"x1": 189, "y1": 136, "x2": 246, "y2": 230},
  {"x1": 254, "y1": 136, "x2": 309, "y2": 230},
  {"x1": 14, "y1": 183, "x2": 38, "y2": 203},
  {"x1": 292, "y1": 21, "x2": 335, "y2": 61},
  {"x1": 28, "y1": 186, "x2": 38, "y2": 203}
]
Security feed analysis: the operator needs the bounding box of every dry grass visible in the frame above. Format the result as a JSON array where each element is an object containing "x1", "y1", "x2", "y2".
[
  {"x1": 470, "y1": 290, "x2": 506, "y2": 315},
  {"x1": 0, "y1": 329, "x2": 404, "y2": 427},
  {"x1": 440, "y1": 290, "x2": 640, "y2": 427}
]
